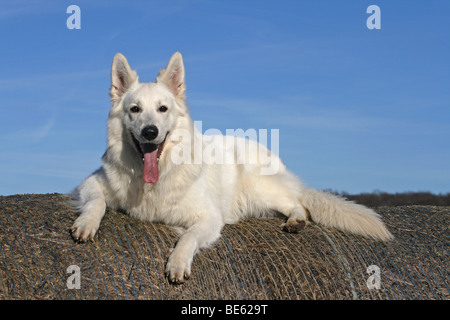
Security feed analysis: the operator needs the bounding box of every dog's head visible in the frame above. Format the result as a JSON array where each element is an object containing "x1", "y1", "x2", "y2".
[{"x1": 108, "y1": 52, "x2": 187, "y2": 183}]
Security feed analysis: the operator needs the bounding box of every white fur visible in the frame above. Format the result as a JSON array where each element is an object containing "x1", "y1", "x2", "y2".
[{"x1": 71, "y1": 52, "x2": 393, "y2": 283}]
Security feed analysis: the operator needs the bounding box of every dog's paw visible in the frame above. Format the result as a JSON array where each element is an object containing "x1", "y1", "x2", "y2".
[
  {"x1": 71, "y1": 216, "x2": 99, "y2": 242},
  {"x1": 165, "y1": 252, "x2": 192, "y2": 284},
  {"x1": 281, "y1": 219, "x2": 306, "y2": 233}
]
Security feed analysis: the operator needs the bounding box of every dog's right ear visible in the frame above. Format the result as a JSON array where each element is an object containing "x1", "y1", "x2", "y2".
[
  {"x1": 110, "y1": 53, "x2": 138, "y2": 102},
  {"x1": 156, "y1": 52, "x2": 186, "y2": 101}
]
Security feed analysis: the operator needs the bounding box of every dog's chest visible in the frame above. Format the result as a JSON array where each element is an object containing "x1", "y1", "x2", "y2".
[{"x1": 122, "y1": 180, "x2": 195, "y2": 227}]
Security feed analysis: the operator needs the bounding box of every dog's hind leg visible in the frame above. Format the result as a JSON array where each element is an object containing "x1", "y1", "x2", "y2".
[
  {"x1": 280, "y1": 206, "x2": 309, "y2": 233},
  {"x1": 245, "y1": 171, "x2": 309, "y2": 233},
  {"x1": 70, "y1": 172, "x2": 107, "y2": 241},
  {"x1": 249, "y1": 171, "x2": 393, "y2": 240},
  {"x1": 262, "y1": 193, "x2": 309, "y2": 233}
]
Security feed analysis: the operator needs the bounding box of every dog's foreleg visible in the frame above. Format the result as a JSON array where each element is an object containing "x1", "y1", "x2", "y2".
[
  {"x1": 165, "y1": 215, "x2": 222, "y2": 283},
  {"x1": 70, "y1": 173, "x2": 107, "y2": 242}
]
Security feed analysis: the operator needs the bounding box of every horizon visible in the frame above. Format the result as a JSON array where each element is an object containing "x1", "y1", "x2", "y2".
[{"x1": 0, "y1": 0, "x2": 449, "y2": 196}]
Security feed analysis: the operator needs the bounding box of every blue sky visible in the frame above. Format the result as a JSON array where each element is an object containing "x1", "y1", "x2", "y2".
[{"x1": 0, "y1": 0, "x2": 449, "y2": 196}]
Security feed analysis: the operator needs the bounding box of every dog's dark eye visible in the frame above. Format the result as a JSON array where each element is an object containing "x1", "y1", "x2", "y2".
[
  {"x1": 130, "y1": 106, "x2": 141, "y2": 113},
  {"x1": 158, "y1": 105, "x2": 168, "y2": 113}
]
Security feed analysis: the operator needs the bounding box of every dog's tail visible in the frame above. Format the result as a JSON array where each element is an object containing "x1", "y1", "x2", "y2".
[{"x1": 301, "y1": 188, "x2": 393, "y2": 241}]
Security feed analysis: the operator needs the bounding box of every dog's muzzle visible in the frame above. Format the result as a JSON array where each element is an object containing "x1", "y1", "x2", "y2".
[{"x1": 129, "y1": 129, "x2": 168, "y2": 184}]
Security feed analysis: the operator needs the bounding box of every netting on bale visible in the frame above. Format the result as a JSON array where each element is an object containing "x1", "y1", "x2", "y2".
[{"x1": 0, "y1": 193, "x2": 448, "y2": 300}]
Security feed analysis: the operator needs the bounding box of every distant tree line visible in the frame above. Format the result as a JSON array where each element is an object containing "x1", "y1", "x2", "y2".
[{"x1": 327, "y1": 190, "x2": 450, "y2": 207}]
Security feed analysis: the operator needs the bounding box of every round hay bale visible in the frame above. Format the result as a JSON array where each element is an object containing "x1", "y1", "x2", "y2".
[{"x1": 0, "y1": 193, "x2": 448, "y2": 300}]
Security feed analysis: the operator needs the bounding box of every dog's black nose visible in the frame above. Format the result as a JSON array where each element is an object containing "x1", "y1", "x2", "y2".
[{"x1": 141, "y1": 125, "x2": 159, "y2": 141}]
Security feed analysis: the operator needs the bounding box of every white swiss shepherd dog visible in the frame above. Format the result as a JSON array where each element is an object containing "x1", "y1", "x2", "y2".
[{"x1": 71, "y1": 52, "x2": 393, "y2": 283}]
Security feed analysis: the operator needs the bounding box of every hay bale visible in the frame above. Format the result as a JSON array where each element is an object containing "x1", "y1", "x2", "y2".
[{"x1": 0, "y1": 193, "x2": 448, "y2": 300}]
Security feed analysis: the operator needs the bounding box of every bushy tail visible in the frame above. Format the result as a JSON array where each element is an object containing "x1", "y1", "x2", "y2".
[{"x1": 301, "y1": 188, "x2": 393, "y2": 241}]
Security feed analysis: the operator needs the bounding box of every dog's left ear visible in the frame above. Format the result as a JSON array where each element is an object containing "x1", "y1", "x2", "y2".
[
  {"x1": 157, "y1": 52, "x2": 186, "y2": 100},
  {"x1": 110, "y1": 53, "x2": 138, "y2": 102}
]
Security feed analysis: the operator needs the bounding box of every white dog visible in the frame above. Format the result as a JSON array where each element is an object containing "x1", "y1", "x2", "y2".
[{"x1": 71, "y1": 52, "x2": 393, "y2": 283}]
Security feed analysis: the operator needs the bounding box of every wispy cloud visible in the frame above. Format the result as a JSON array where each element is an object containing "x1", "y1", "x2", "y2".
[
  {"x1": 0, "y1": 116, "x2": 56, "y2": 143},
  {"x1": 190, "y1": 95, "x2": 404, "y2": 132},
  {"x1": 0, "y1": 150, "x2": 102, "y2": 180},
  {"x1": 0, "y1": 0, "x2": 59, "y2": 21},
  {"x1": 0, "y1": 69, "x2": 107, "y2": 91},
  {"x1": 28, "y1": 117, "x2": 56, "y2": 141}
]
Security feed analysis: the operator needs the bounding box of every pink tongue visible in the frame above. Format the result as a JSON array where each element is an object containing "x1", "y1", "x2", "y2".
[{"x1": 143, "y1": 149, "x2": 159, "y2": 183}]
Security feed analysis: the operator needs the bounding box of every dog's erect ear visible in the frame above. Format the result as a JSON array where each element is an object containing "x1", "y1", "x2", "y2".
[
  {"x1": 110, "y1": 53, "x2": 138, "y2": 102},
  {"x1": 156, "y1": 52, "x2": 186, "y2": 100}
]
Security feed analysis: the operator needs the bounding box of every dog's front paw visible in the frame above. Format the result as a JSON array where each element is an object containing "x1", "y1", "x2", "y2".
[
  {"x1": 71, "y1": 216, "x2": 100, "y2": 242},
  {"x1": 165, "y1": 252, "x2": 192, "y2": 284}
]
